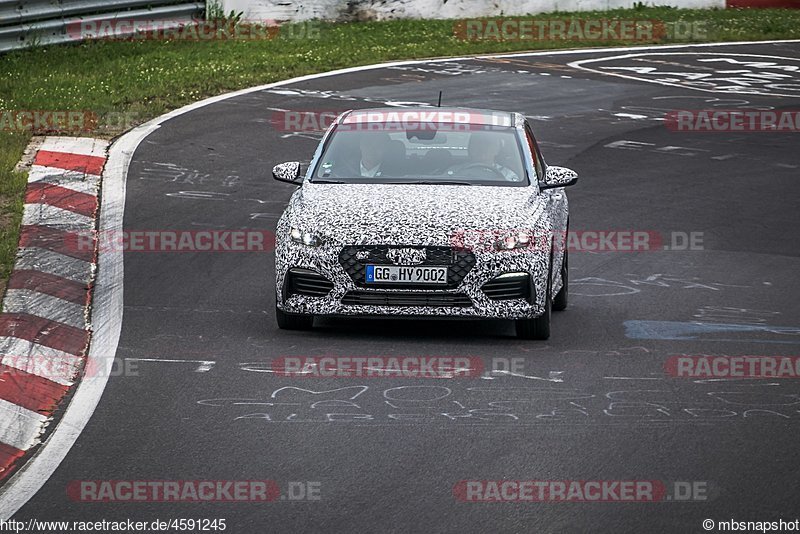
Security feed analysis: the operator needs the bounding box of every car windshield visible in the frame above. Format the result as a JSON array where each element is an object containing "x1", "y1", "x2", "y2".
[{"x1": 312, "y1": 125, "x2": 529, "y2": 186}]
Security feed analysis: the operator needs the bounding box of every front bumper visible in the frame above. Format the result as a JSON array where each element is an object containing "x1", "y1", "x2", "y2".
[{"x1": 276, "y1": 241, "x2": 552, "y2": 320}]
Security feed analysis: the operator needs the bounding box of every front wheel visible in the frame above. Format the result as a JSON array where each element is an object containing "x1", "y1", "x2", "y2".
[{"x1": 276, "y1": 305, "x2": 314, "y2": 330}]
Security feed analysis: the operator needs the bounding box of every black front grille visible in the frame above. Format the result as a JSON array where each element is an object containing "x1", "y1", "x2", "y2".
[
  {"x1": 338, "y1": 245, "x2": 476, "y2": 289},
  {"x1": 482, "y1": 274, "x2": 532, "y2": 301},
  {"x1": 341, "y1": 291, "x2": 473, "y2": 308},
  {"x1": 285, "y1": 269, "x2": 334, "y2": 298}
]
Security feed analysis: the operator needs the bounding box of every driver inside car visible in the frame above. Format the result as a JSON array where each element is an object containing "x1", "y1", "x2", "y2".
[
  {"x1": 320, "y1": 131, "x2": 390, "y2": 178},
  {"x1": 448, "y1": 131, "x2": 520, "y2": 182},
  {"x1": 358, "y1": 132, "x2": 390, "y2": 177}
]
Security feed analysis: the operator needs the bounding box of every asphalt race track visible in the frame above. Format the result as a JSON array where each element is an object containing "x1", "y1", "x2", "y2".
[{"x1": 13, "y1": 41, "x2": 800, "y2": 532}]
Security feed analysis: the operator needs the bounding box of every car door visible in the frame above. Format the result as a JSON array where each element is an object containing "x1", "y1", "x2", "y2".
[{"x1": 524, "y1": 120, "x2": 568, "y2": 290}]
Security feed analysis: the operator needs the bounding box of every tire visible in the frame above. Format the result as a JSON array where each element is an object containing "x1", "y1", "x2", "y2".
[
  {"x1": 276, "y1": 305, "x2": 314, "y2": 330},
  {"x1": 552, "y1": 249, "x2": 568, "y2": 311},
  {"x1": 516, "y1": 258, "x2": 552, "y2": 340}
]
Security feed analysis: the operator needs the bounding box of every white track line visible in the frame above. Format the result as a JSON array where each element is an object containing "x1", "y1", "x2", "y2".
[{"x1": 0, "y1": 38, "x2": 797, "y2": 520}]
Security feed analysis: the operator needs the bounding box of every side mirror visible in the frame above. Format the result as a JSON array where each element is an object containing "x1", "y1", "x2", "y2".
[
  {"x1": 273, "y1": 161, "x2": 302, "y2": 184},
  {"x1": 539, "y1": 166, "x2": 578, "y2": 190}
]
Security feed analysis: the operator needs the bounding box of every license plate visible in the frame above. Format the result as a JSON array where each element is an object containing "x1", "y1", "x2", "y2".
[{"x1": 366, "y1": 265, "x2": 448, "y2": 285}]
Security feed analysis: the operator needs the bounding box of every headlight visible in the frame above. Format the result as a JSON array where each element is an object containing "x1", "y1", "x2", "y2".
[
  {"x1": 290, "y1": 227, "x2": 323, "y2": 247},
  {"x1": 494, "y1": 231, "x2": 532, "y2": 251}
]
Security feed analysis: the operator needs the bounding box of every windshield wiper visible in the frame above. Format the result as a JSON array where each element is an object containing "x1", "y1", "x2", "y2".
[
  {"x1": 310, "y1": 179, "x2": 347, "y2": 184},
  {"x1": 399, "y1": 180, "x2": 473, "y2": 186}
]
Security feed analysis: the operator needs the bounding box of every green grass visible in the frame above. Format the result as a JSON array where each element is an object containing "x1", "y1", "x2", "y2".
[
  {"x1": 0, "y1": 132, "x2": 29, "y2": 298},
  {"x1": 1, "y1": 6, "x2": 799, "y2": 292}
]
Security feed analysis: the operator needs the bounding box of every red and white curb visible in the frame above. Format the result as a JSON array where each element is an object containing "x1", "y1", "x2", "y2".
[{"x1": 0, "y1": 137, "x2": 107, "y2": 482}]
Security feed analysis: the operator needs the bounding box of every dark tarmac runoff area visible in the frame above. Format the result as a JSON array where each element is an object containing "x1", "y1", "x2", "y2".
[{"x1": 12, "y1": 41, "x2": 800, "y2": 533}]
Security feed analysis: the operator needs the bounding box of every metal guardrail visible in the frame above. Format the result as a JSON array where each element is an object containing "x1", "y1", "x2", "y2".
[{"x1": 0, "y1": 0, "x2": 205, "y2": 53}]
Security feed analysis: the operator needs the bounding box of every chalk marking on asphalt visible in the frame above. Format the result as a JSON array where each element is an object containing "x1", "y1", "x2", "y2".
[
  {"x1": 604, "y1": 377, "x2": 664, "y2": 380},
  {"x1": 568, "y1": 52, "x2": 800, "y2": 98},
  {"x1": 482, "y1": 370, "x2": 564, "y2": 382},
  {"x1": 693, "y1": 379, "x2": 780, "y2": 385},
  {"x1": 125, "y1": 358, "x2": 216, "y2": 372},
  {"x1": 2, "y1": 37, "x2": 799, "y2": 520}
]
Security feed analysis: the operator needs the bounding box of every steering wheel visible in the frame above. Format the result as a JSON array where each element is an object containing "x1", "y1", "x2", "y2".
[{"x1": 447, "y1": 162, "x2": 506, "y2": 181}]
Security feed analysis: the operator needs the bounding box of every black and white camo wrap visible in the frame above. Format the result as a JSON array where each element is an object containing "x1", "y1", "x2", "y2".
[{"x1": 274, "y1": 113, "x2": 569, "y2": 321}]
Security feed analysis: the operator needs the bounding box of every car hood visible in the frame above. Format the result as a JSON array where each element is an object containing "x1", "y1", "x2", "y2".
[{"x1": 288, "y1": 183, "x2": 546, "y2": 245}]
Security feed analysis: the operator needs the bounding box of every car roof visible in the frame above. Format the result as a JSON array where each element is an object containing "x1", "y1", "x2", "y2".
[{"x1": 338, "y1": 107, "x2": 517, "y2": 128}]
